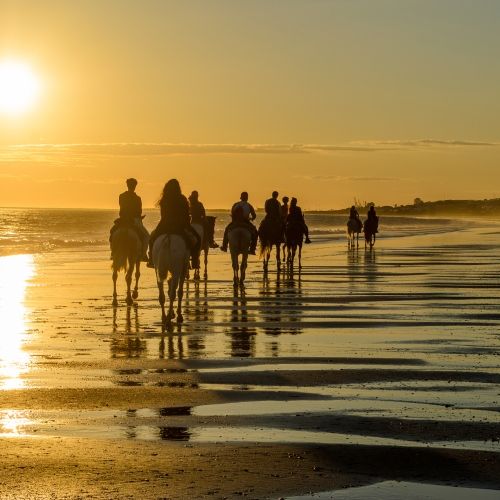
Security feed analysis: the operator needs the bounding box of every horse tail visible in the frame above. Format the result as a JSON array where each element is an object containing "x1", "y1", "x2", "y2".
[{"x1": 111, "y1": 230, "x2": 130, "y2": 273}]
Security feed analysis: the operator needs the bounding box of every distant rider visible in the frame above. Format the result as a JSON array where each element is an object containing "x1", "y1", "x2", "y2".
[
  {"x1": 365, "y1": 205, "x2": 379, "y2": 233},
  {"x1": 265, "y1": 191, "x2": 282, "y2": 221},
  {"x1": 281, "y1": 196, "x2": 290, "y2": 223},
  {"x1": 220, "y1": 191, "x2": 258, "y2": 255},
  {"x1": 109, "y1": 178, "x2": 149, "y2": 261},
  {"x1": 147, "y1": 179, "x2": 201, "y2": 269},
  {"x1": 287, "y1": 197, "x2": 311, "y2": 244},
  {"x1": 349, "y1": 205, "x2": 362, "y2": 232},
  {"x1": 189, "y1": 191, "x2": 218, "y2": 248}
]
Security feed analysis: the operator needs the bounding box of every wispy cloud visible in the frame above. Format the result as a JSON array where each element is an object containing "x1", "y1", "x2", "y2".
[
  {"x1": 295, "y1": 175, "x2": 401, "y2": 182},
  {"x1": 0, "y1": 139, "x2": 498, "y2": 164}
]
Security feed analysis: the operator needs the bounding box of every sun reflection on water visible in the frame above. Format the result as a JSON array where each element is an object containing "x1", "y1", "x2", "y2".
[{"x1": 0, "y1": 254, "x2": 34, "y2": 390}]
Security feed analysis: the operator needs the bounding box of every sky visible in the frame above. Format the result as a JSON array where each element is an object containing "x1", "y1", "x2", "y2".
[{"x1": 0, "y1": 0, "x2": 499, "y2": 209}]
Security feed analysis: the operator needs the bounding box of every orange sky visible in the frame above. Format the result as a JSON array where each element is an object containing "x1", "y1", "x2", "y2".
[{"x1": 1, "y1": 1, "x2": 499, "y2": 209}]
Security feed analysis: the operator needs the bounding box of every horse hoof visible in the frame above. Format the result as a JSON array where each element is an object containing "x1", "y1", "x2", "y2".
[
  {"x1": 126, "y1": 297, "x2": 134, "y2": 306},
  {"x1": 112, "y1": 298, "x2": 118, "y2": 307},
  {"x1": 177, "y1": 315, "x2": 184, "y2": 324},
  {"x1": 132, "y1": 290, "x2": 139, "y2": 300}
]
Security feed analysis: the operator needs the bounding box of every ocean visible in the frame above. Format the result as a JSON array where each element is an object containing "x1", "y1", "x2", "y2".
[{"x1": 0, "y1": 207, "x2": 467, "y2": 257}]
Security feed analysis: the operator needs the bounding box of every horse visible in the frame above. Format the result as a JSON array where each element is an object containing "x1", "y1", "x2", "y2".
[
  {"x1": 110, "y1": 227, "x2": 142, "y2": 307},
  {"x1": 347, "y1": 218, "x2": 363, "y2": 248},
  {"x1": 190, "y1": 216, "x2": 217, "y2": 281},
  {"x1": 152, "y1": 234, "x2": 190, "y2": 325},
  {"x1": 364, "y1": 218, "x2": 378, "y2": 249},
  {"x1": 285, "y1": 221, "x2": 305, "y2": 269},
  {"x1": 190, "y1": 222, "x2": 204, "y2": 281},
  {"x1": 229, "y1": 225, "x2": 252, "y2": 287},
  {"x1": 258, "y1": 217, "x2": 283, "y2": 272}
]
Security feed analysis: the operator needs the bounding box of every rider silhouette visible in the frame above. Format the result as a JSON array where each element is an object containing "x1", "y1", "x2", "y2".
[
  {"x1": 109, "y1": 178, "x2": 149, "y2": 261},
  {"x1": 221, "y1": 192, "x2": 258, "y2": 255},
  {"x1": 287, "y1": 197, "x2": 311, "y2": 244},
  {"x1": 265, "y1": 191, "x2": 282, "y2": 220},
  {"x1": 189, "y1": 191, "x2": 218, "y2": 248},
  {"x1": 366, "y1": 205, "x2": 379, "y2": 233},
  {"x1": 147, "y1": 179, "x2": 201, "y2": 268}
]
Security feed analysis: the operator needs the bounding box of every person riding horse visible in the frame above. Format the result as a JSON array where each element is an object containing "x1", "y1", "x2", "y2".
[
  {"x1": 349, "y1": 205, "x2": 362, "y2": 232},
  {"x1": 109, "y1": 178, "x2": 149, "y2": 261},
  {"x1": 147, "y1": 179, "x2": 201, "y2": 269},
  {"x1": 287, "y1": 197, "x2": 311, "y2": 244},
  {"x1": 364, "y1": 205, "x2": 379, "y2": 234},
  {"x1": 221, "y1": 192, "x2": 258, "y2": 255},
  {"x1": 188, "y1": 190, "x2": 218, "y2": 249}
]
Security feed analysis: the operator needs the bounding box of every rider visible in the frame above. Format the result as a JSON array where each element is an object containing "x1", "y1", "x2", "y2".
[
  {"x1": 189, "y1": 190, "x2": 218, "y2": 248},
  {"x1": 109, "y1": 178, "x2": 149, "y2": 261},
  {"x1": 265, "y1": 191, "x2": 282, "y2": 221},
  {"x1": 147, "y1": 179, "x2": 201, "y2": 269},
  {"x1": 281, "y1": 196, "x2": 290, "y2": 223},
  {"x1": 220, "y1": 191, "x2": 258, "y2": 255},
  {"x1": 349, "y1": 205, "x2": 362, "y2": 231},
  {"x1": 366, "y1": 205, "x2": 379, "y2": 233},
  {"x1": 287, "y1": 197, "x2": 311, "y2": 244}
]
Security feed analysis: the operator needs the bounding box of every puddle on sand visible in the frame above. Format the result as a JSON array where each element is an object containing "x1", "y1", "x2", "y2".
[
  {"x1": 286, "y1": 481, "x2": 500, "y2": 499},
  {"x1": 3, "y1": 421, "x2": 499, "y2": 452}
]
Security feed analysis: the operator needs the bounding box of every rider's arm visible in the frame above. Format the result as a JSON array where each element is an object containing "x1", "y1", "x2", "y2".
[
  {"x1": 249, "y1": 204, "x2": 257, "y2": 220},
  {"x1": 201, "y1": 203, "x2": 206, "y2": 219}
]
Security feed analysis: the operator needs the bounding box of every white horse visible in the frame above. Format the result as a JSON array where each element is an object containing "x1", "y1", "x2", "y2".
[
  {"x1": 153, "y1": 234, "x2": 190, "y2": 325},
  {"x1": 229, "y1": 226, "x2": 252, "y2": 287},
  {"x1": 347, "y1": 218, "x2": 363, "y2": 249},
  {"x1": 111, "y1": 227, "x2": 142, "y2": 306}
]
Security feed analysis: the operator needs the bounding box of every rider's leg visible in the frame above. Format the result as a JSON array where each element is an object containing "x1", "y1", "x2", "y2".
[
  {"x1": 249, "y1": 223, "x2": 258, "y2": 254},
  {"x1": 147, "y1": 228, "x2": 158, "y2": 268},
  {"x1": 304, "y1": 222, "x2": 311, "y2": 243},
  {"x1": 221, "y1": 223, "x2": 233, "y2": 252}
]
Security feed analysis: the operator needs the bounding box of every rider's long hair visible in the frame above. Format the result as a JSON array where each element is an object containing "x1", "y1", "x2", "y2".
[{"x1": 157, "y1": 179, "x2": 182, "y2": 208}]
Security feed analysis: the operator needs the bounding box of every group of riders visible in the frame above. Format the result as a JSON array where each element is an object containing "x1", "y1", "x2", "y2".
[
  {"x1": 110, "y1": 177, "x2": 378, "y2": 269},
  {"x1": 348, "y1": 204, "x2": 380, "y2": 237}
]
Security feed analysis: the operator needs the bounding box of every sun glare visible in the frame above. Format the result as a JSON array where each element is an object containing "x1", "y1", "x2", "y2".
[{"x1": 0, "y1": 60, "x2": 40, "y2": 115}]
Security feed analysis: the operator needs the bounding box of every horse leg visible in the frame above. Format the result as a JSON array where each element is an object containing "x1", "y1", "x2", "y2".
[
  {"x1": 112, "y1": 269, "x2": 118, "y2": 306},
  {"x1": 125, "y1": 265, "x2": 134, "y2": 305},
  {"x1": 298, "y1": 243, "x2": 302, "y2": 269},
  {"x1": 240, "y1": 252, "x2": 248, "y2": 287},
  {"x1": 231, "y1": 251, "x2": 239, "y2": 286},
  {"x1": 176, "y1": 268, "x2": 185, "y2": 323},
  {"x1": 132, "y1": 261, "x2": 140, "y2": 299},
  {"x1": 158, "y1": 280, "x2": 167, "y2": 324},
  {"x1": 166, "y1": 277, "x2": 176, "y2": 322},
  {"x1": 276, "y1": 244, "x2": 281, "y2": 270},
  {"x1": 204, "y1": 248, "x2": 208, "y2": 280}
]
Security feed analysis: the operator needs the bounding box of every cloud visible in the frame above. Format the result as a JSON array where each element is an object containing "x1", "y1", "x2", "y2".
[
  {"x1": 354, "y1": 139, "x2": 499, "y2": 148},
  {"x1": 295, "y1": 175, "x2": 401, "y2": 182},
  {"x1": 0, "y1": 138, "x2": 498, "y2": 164}
]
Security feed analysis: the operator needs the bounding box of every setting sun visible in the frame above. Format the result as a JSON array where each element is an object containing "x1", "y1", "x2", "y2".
[{"x1": 0, "y1": 60, "x2": 40, "y2": 115}]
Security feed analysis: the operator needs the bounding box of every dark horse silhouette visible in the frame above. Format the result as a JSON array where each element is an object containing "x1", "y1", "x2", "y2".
[
  {"x1": 364, "y1": 218, "x2": 378, "y2": 248},
  {"x1": 285, "y1": 220, "x2": 305, "y2": 269},
  {"x1": 258, "y1": 217, "x2": 283, "y2": 272}
]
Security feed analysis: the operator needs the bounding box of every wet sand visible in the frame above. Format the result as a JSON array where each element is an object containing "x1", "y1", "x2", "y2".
[{"x1": 0, "y1": 222, "x2": 499, "y2": 498}]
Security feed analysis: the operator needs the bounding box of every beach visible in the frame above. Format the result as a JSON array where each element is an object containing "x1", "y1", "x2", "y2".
[{"x1": 0, "y1": 209, "x2": 499, "y2": 499}]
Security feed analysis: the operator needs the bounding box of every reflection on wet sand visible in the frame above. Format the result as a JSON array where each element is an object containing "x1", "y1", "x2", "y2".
[
  {"x1": 364, "y1": 248, "x2": 377, "y2": 287},
  {"x1": 259, "y1": 270, "x2": 304, "y2": 338},
  {"x1": 111, "y1": 305, "x2": 146, "y2": 358},
  {"x1": 226, "y1": 288, "x2": 256, "y2": 357},
  {"x1": 184, "y1": 280, "x2": 212, "y2": 356},
  {"x1": 0, "y1": 254, "x2": 34, "y2": 390}
]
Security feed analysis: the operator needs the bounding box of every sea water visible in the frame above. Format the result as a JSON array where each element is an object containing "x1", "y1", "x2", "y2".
[{"x1": 0, "y1": 207, "x2": 467, "y2": 257}]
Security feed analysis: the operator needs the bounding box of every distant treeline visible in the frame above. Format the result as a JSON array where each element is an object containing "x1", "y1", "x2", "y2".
[{"x1": 310, "y1": 198, "x2": 500, "y2": 217}]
